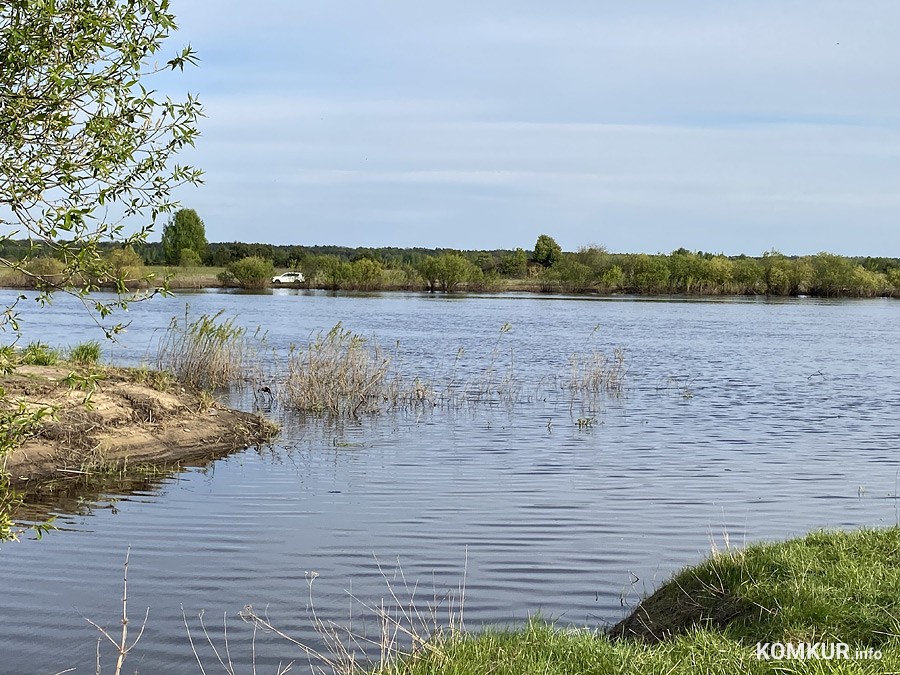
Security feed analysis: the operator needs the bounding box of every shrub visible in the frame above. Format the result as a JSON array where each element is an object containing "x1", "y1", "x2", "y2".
[
  {"x1": 105, "y1": 247, "x2": 145, "y2": 287},
  {"x1": 179, "y1": 247, "x2": 202, "y2": 267},
  {"x1": 228, "y1": 256, "x2": 273, "y2": 289}
]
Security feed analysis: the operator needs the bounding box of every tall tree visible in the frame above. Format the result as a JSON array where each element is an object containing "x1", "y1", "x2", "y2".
[
  {"x1": 0, "y1": 0, "x2": 203, "y2": 336},
  {"x1": 533, "y1": 234, "x2": 562, "y2": 268},
  {"x1": 162, "y1": 208, "x2": 208, "y2": 265}
]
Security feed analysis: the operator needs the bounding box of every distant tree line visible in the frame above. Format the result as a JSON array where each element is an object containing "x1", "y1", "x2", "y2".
[{"x1": 4, "y1": 225, "x2": 900, "y2": 297}]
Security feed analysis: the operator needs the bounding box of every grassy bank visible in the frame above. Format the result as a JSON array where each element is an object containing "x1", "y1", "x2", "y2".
[{"x1": 369, "y1": 528, "x2": 900, "y2": 674}]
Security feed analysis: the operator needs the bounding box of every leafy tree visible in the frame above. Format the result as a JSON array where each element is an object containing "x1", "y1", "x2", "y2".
[
  {"x1": 0, "y1": 0, "x2": 202, "y2": 336},
  {"x1": 228, "y1": 256, "x2": 273, "y2": 289},
  {"x1": 437, "y1": 254, "x2": 476, "y2": 292},
  {"x1": 319, "y1": 255, "x2": 351, "y2": 290},
  {"x1": 162, "y1": 209, "x2": 208, "y2": 265},
  {"x1": 533, "y1": 234, "x2": 562, "y2": 268},
  {"x1": 498, "y1": 248, "x2": 528, "y2": 277},
  {"x1": 547, "y1": 255, "x2": 593, "y2": 292},
  {"x1": 417, "y1": 254, "x2": 478, "y2": 292},
  {"x1": 346, "y1": 258, "x2": 383, "y2": 290}
]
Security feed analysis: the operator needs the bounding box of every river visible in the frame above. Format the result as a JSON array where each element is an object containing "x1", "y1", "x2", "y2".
[{"x1": 1, "y1": 289, "x2": 898, "y2": 673}]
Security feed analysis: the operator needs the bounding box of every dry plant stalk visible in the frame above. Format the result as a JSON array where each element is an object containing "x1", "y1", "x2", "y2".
[
  {"x1": 184, "y1": 555, "x2": 468, "y2": 675},
  {"x1": 84, "y1": 547, "x2": 150, "y2": 675}
]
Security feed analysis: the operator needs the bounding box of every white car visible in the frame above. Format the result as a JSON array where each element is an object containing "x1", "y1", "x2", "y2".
[{"x1": 271, "y1": 271, "x2": 305, "y2": 284}]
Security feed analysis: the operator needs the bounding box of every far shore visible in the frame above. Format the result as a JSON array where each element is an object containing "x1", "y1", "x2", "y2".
[{"x1": 1, "y1": 265, "x2": 898, "y2": 299}]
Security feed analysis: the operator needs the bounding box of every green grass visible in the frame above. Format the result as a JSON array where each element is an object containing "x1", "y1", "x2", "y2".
[
  {"x1": 20, "y1": 341, "x2": 60, "y2": 366},
  {"x1": 375, "y1": 620, "x2": 900, "y2": 675},
  {"x1": 371, "y1": 528, "x2": 900, "y2": 675},
  {"x1": 68, "y1": 340, "x2": 102, "y2": 365}
]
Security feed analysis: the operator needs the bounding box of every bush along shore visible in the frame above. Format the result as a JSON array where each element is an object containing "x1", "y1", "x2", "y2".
[
  {"x1": 0, "y1": 331, "x2": 278, "y2": 540},
  {"x1": 5, "y1": 238, "x2": 900, "y2": 297},
  {"x1": 363, "y1": 527, "x2": 900, "y2": 675}
]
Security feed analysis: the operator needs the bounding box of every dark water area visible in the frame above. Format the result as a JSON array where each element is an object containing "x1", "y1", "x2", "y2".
[{"x1": 1, "y1": 289, "x2": 899, "y2": 673}]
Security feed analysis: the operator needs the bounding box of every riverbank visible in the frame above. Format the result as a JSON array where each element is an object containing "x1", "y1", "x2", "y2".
[
  {"x1": 3, "y1": 263, "x2": 900, "y2": 298},
  {"x1": 372, "y1": 527, "x2": 900, "y2": 674},
  {"x1": 1, "y1": 364, "x2": 277, "y2": 487}
]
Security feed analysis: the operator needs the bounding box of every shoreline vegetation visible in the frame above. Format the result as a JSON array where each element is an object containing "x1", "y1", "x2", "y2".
[
  {"x1": 3, "y1": 238, "x2": 900, "y2": 298},
  {"x1": 360, "y1": 527, "x2": 900, "y2": 675},
  {"x1": 1, "y1": 363, "x2": 276, "y2": 487}
]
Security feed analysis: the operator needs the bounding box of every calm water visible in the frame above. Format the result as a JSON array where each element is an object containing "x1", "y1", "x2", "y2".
[{"x1": 1, "y1": 290, "x2": 899, "y2": 673}]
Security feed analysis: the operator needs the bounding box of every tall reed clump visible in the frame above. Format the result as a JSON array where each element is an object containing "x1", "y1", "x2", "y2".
[
  {"x1": 283, "y1": 323, "x2": 401, "y2": 417},
  {"x1": 568, "y1": 347, "x2": 626, "y2": 396},
  {"x1": 156, "y1": 308, "x2": 251, "y2": 390}
]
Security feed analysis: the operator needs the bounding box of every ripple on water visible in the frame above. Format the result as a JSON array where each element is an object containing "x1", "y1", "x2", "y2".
[{"x1": 2, "y1": 293, "x2": 900, "y2": 672}]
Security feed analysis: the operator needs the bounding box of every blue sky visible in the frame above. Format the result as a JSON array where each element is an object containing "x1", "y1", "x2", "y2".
[{"x1": 161, "y1": 1, "x2": 900, "y2": 255}]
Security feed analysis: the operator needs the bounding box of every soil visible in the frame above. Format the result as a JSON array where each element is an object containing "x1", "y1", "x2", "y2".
[{"x1": 1, "y1": 365, "x2": 277, "y2": 486}]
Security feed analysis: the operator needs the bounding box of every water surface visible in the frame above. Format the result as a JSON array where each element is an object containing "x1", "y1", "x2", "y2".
[{"x1": 1, "y1": 290, "x2": 898, "y2": 673}]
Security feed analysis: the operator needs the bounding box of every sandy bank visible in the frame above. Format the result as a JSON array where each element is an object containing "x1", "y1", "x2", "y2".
[{"x1": 2, "y1": 365, "x2": 277, "y2": 486}]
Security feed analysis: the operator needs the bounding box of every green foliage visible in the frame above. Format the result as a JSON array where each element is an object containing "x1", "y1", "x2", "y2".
[
  {"x1": 545, "y1": 255, "x2": 593, "y2": 292},
  {"x1": 162, "y1": 208, "x2": 208, "y2": 265},
  {"x1": 319, "y1": 255, "x2": 351, "y2": 290},
  {"x1": 69, "y1": 341, "x2": 102, "y2": 365},
  {"x1": 498, "y1": 248, "x2": 528, "y2": 277},
  {"x1": 346, "y1": 257, "x2": 384, "y2": 290},
  {"x1": 0, "y1": 401, "x2": 54, "y2": 541},
  {"x1": 179, "y1": 248, "x2": 202, "y2": 268},
  {"x1": 376, "y1": 618, "x2": 900, "y2": 675},
  {"x1": 418, "y1": 253, "x2": 480, "y2": 292},
  {"x1": 24, "y1": 257, "x2": 66, "y2": 290},
  {"x1": 615, "y1": 527, "x2": 900, "y2": 648},
  {"x1": 0, "y1": 0, "x2": 202, "y2": 337},
  {"x1": 377, "y1": 528, "x2": 900, "y2": 675},
  {"x1": 228, "y1": 256, "x2": 273, "y2": 289},
  {"x1": 20, "y1": 341, "x2": 60, "y2": 366},
  {"x1": 533, "y1": 234, "x2": 563, "y2": 267},
  {"x1": 104, "y1": 247, "x2": 145, "y2": 290}
]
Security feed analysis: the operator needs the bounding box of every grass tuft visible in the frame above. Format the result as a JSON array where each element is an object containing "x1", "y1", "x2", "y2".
[
  {"x1": 69, "y1": 340, "x2": 102, "y2": 365},
  {"x1": 19, "y1": 341, "x2": 60, "y2": 366},
  {"x1": 283, "y1": 322, "x2": 395, "y2": 417},
  {"x1": 156, "y1": 308, "x2": 251, "y2": 390}
]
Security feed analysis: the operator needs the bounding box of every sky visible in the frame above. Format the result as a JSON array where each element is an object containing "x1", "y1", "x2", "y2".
[{"x1": 159, "y1": 1, "x2": 900, "y2": 255}]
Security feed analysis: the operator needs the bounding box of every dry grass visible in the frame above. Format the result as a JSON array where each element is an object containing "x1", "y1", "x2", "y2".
[
  {"x1": 283, "y1": 323, "x2": 402, "y2": 417},
  {"x1": 281, "y1": 323, "x2": 626, "y2": 418},
  {"x1": 156, "y1": 308, "x2": 256, "y2": 390},
  {"x1": 568, "y1": 347, "x2": 626, "y2": 396}
]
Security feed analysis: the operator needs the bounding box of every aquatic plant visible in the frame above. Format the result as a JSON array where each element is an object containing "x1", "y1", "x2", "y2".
[
  {"x1": 156, "y1": 308, "x2": 252, "y2": 390},
  {"x1": 568, "y1": 347, "x2": 625, "y2": 396},
  {"x1": 283, "y1": 323, "x2": 396, "y2": 417}
]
